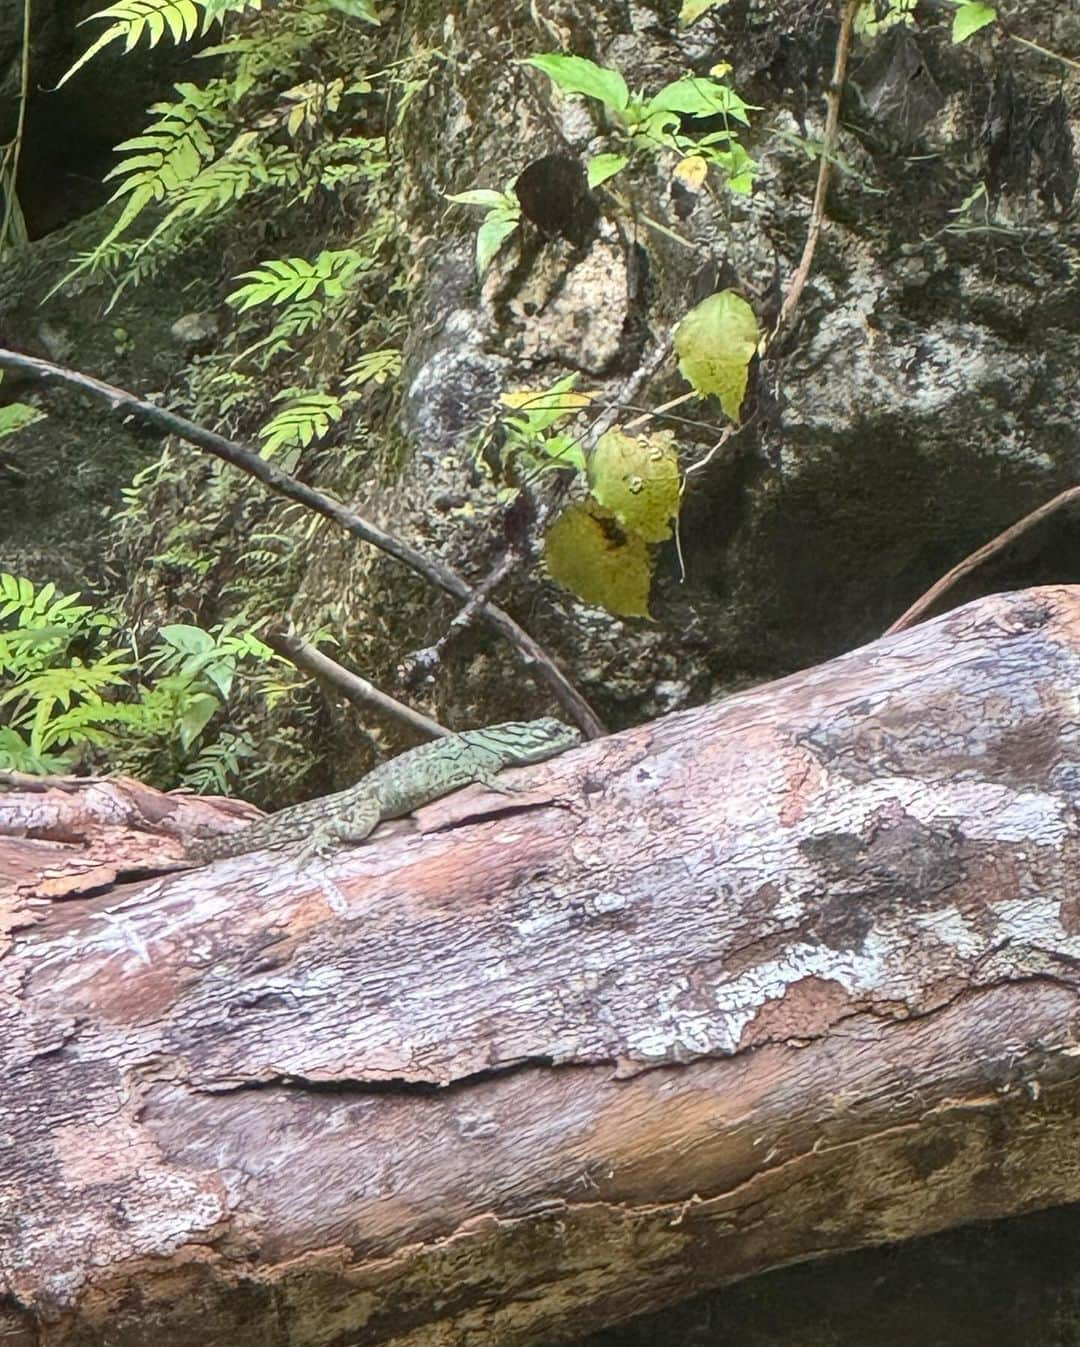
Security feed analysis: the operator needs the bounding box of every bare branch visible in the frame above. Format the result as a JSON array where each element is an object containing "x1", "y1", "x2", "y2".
[
  {"x1": 402, "y1": 551, "x2": 520, "y2": 685},
  {"x1": 884, "y1": 484, "x2": 1080, "y2": 635},
  {"x1": 0, "y1": 348, "x2": 606, "y2": 738},
  {"x1": 263, "y1": 631, "x2": 449, "y2": 739}
]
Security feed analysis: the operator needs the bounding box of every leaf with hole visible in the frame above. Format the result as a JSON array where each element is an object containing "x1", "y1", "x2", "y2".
[{"x1": 544, "y1": 503, "x2": 652, "y2": 618}]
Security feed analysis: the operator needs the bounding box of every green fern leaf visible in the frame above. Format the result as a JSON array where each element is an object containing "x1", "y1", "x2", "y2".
[
  {"x1": 258, "y1": 391, "x2": 344, "y2": 461},
  {"x1": 227, "y1": 249, "x2": 367, "y2": 311},
  {"x1": 0, "y1": 727, "x2": 74, "y2": 774},
  {"x1": 58, "y1": 0, "x2": 204, "y2": 88},
  {"x1": 343, "y1": 348, "x2": 402, "y2": 387}
]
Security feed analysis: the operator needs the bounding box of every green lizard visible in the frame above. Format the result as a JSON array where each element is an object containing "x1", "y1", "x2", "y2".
[{"x1": 186, "y1": 716, "x2": 580, "y2": 864}]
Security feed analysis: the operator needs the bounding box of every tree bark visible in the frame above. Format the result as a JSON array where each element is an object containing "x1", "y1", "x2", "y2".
[{"x1": 2, "y1": 586, "x2": 1079, "y2": 1347}]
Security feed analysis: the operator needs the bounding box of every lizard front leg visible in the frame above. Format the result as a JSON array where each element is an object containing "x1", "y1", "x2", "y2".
[{"x1": 294, "y1": 795, "x2": 381, "y2": 862}]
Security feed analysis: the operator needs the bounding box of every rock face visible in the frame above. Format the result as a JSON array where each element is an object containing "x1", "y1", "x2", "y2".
[
  {"x1": 2, "y1": 0, "x2": 1077, "y2": 725},
  {"x1": 387, "y1": 0, "x2": 1080, "y2": 719}
]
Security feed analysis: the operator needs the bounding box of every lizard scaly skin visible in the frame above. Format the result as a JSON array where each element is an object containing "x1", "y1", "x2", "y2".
[{"x1": 186, "y1": 717, "x2": 581, "y2": 864}]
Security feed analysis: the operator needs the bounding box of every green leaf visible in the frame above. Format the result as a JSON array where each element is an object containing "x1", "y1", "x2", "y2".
[
  {"x1": 0, "y1": 402, "x2": 45, "y2": 439},
  {"x1": 446, "y1": 189, "x2": 512, "y2": 208},
  {"x1": 542, "y1": 434, "x2": 588, "y2": 474},
  {"x1": 179, "y1": 691, "x2": 220, "y2": 750},
  {"x1": 952, "y1": 2, "x2": 996, "y2": 42},
  {"x1": 674, "y1": 289, "x2": 760, "y2": 419},
  {"x1": 202, "y1": 658, "x2": 235, "y2": 699},
  {"x1": 159, "y1": 623, "x2": 216, "y2": 656},
  {"x1": 520, "y1": 54, "x2": 629, "y2": 114},
  {"x1": 632, "y1": 107, "x2": 681, "y2": 147},
  {"x1": 646, "y1": 76, "x2": 751, "y2": 126},
  {"x1": 0, "y1": 726, "x2": 73, "y2": 774},
  {"x1": 324, "y1": 0, "x2": 380, "y2": 22},
  {"x1": 258, "y1": 392, "x2": 343, "y2": 458},
  {"x1": 343, "y1": 348, "x2": 402, "y2": 388},
  {"x1": 476, "y1": 214, "x2": 519, "y2": 276},
  {"x1": 587, "y1": 152, "x2": 629, "y2": 188},
  {"x1": 501, "y1": 373, "x2": 587, "y2": 432},
  {"x1": 704, "y1": 141, "x2": 757, "y2": 194}
]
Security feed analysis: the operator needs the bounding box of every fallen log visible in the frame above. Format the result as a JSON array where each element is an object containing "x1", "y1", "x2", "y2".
[{"x1": 2, "y1": 586, "x2": 1078, "y2": 1347}]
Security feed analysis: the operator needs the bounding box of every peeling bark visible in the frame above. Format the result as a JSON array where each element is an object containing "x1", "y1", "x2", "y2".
[{"x1": 2, "y1": 586, "x2": 1079, "y2": 1347}]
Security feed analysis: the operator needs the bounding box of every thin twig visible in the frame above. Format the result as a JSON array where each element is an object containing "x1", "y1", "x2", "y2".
[
  {"x1": 1007, "y1": 34, "x2": 1080, "y2": 73},
  {"x1": 0, "y1": 349, "x2": 606, "y2": 739},
  {"x1": 579, "y1": 335, "x2": 675, "y2": 458},
  {"x1": 404, "y1": 551, "x2": 519, "y2": 683},
  {"x1": 884, "y1": 484, "x2": 1080, "y2": 636},
  {"x1": 683, "y1": 425, "x2": 736, "y2": 479},
  {"x1": 263, "y1": 631, "x2": 449, "y2": 739},
  {"x1": 772, "y1": 0, "x2": 864, "y2": 342},
  {"x1": 624, "y1": 388, "x2": 694, "y2": 433}
]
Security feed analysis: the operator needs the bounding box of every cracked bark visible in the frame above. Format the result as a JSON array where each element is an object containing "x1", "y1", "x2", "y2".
[{"x1": 2, "y1": 586, "x2": 1079, "y2": 1347}]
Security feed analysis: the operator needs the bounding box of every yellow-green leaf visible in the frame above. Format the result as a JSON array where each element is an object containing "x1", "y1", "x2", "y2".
[
  {"x1": 587, "y1": 153, "x2": 629, "y2": 188},
  {"x1": 680, "y1": 0, "x2": 730, "y2": 22},
  {"x1": 673, "y1": 155, "x2": 708, "y2": 190},
  {"x1": 673, "y1": 289, "x2": 760, "y2": 420},
  {"x1": 952, "y1": 2, "x2": 996, "y2": 42},
  {"x1": 544, "y1": 503, "x2": 652, "y2": 618},
  {"x1": 588, "y1": 429, "x2": 680, "y2": 543}
]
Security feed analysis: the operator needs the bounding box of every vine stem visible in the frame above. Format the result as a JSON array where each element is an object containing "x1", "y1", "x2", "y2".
[
  {"x1": 1007, "y1": 34, "x2": 1080, "y2": 73},
  {"x1": 772, "y1": 0, "x2": 864, "y2": 341},
  {"x1": 0, "y1": 348, "x2": 606, "y2": 739}
]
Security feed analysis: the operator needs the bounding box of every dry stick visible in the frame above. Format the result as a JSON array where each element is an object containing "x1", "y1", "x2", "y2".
[
  {"x1": 0, "y1": 349, "x2": 606, "y2": 739},
  {"x1": 884, "y1": 484, "x2": 1080, "y2": 636},
  {"x1": 772, "y1": 0, "x2": 864, "y2": 341},
  {"x1": 581, "y1": 334, "x2": 675, "y2": 452},
  {"x1": 263, "y1": 631, "x2": 449, "y2": 740}
]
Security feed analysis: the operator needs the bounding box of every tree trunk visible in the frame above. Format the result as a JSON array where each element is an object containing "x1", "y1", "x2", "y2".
[{"x1": 2, "y1": 586, "x2": 1079, "y2": 1347}]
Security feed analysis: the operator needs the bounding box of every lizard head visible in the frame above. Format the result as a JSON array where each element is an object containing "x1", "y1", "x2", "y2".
[
  {"x1": 482, "y1": 717, "x2": 582, "y2": 762},
  {"x1": 529, "y1": 716, "x2": 583, "y2": 754}
]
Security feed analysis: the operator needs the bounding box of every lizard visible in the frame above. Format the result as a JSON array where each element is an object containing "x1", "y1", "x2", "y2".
[{"x1": 185, "y1": 717, "x2": 581, "y2": 864}]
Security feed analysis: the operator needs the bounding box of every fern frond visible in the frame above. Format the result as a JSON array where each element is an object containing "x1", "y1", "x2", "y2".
[
  {"x1": 277, "y1": 78, "x2": 346, "y2": 139},
  {"x1": 137, "y1": 134, "x2": 267, "y2": 253},
  {"x1": 179, "y1": 730, "x2": 255, "y2": 793},
  {"x1": 343, "y1": 347, "x2": 401, "y2": 388},
  {"x1": 0, "y1": 655, "x2": 135, "y2": 748},
  {"x1": 37, "y1": 700, "x2": 149, "y2": 752},
  {"x1": 58, "y1": 0, "x2": 264, "y2": 88},
  {"x1": 0, "y1": 572, "x2": 99, "y2": 628},
  {"x1": 258, "y1": 391, "x2": 344, "y2": 461},
  {"x1": 227, "y1": 248, "x2": 369, "y2": 312},
  {"x1": 0, "y1": 727, "x2": 73, "y2": 774}
]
